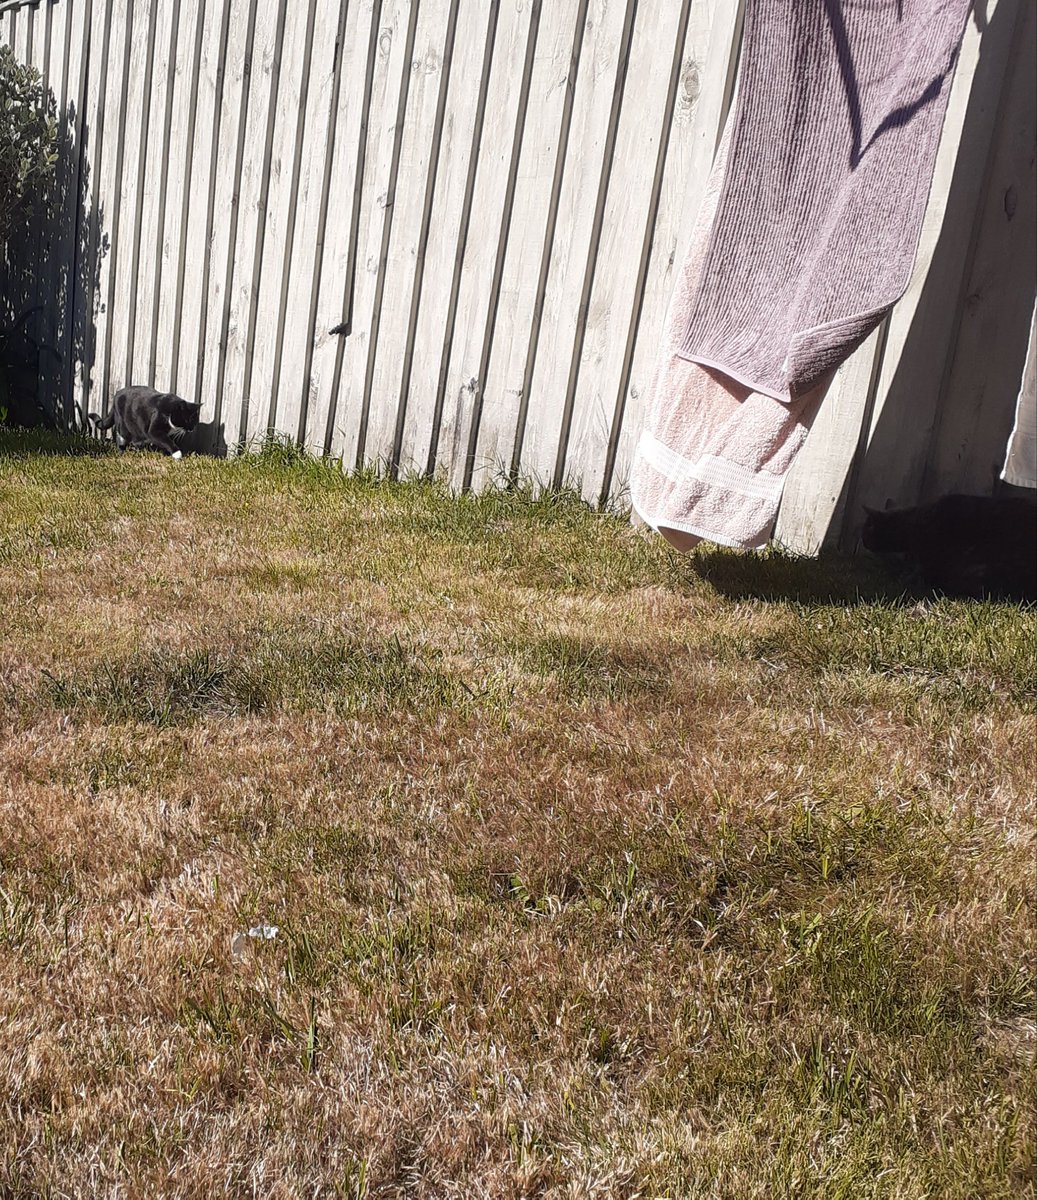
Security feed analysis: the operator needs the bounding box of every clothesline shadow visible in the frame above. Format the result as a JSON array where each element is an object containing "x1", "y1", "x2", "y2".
[{"x1": 684, "y1": 545, "x2": 918, "y2": 606}]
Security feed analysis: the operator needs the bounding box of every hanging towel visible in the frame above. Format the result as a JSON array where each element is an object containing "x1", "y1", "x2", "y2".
[
  {"x1": 631, "y1": 126, "x2": 830, "y2": 551},
  {"x1": 1002, "y1": 298, "x2": 1037, "y2": 489},
  {"x1": 679, "y1": 0, "x2": 973, "y2": 402}
]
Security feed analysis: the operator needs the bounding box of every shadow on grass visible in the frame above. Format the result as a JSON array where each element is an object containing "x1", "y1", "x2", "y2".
[
  {"x1": 0, "y1": 421, "x2": 228, "y2": 460},
  {"x1": 37, "y1": 626, "x2": 478, "y2": 727},
  {"x1": 688, "y1": 546, "x2": 920, "y2": 606},
  {"x1": 0, "y1": 427, "x2": 111, "y2": 460}
]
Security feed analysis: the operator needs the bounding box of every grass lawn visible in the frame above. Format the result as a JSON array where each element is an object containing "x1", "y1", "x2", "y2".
[{"x1": 1, "y1": 429, "x2": 1034, "y2": 1198}]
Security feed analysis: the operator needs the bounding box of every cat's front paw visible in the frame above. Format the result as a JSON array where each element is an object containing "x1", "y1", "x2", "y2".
[{"x1": 171, "y1": 450, "x2": 183, "y2": 461}]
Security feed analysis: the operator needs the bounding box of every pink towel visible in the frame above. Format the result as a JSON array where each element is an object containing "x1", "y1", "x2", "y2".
[{"x1": 631, "y1": 129, "x2": 829, "y2": 551}]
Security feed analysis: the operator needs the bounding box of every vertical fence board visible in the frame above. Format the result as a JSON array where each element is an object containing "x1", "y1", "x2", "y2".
[
  {"x1": 0, "y1": 14, "x2": 13, "y2": 313},
  {"x1": 773, "y1": 328, "x2": 886, "y2": 553},
  {"x1": 71, "y1": 0, "x2": 115, "y2": 421},
  {"x1": 301, "y1": 0, "x2": 374, "y2": 453},
  {"x1": 40, "y1": 0, "x2": 90, "y2": 427},
  {"x1": 326, "y1": 0, "x2": 412, "y2": 466},
  {"x1": 2, "y1": 10, "x2": 32, "y2": 320},
  {"x1": 216, "y1": 0, "x2": 285, "y2": 448},
  {"x1": 154, "y1": 0, "x2": 201, "y2": 395},
  {"x1": 32, "y1": 0, "x2": 70, "y2": 420},
  {"x1": 107, "y1": 0, "x2": 155, "y2": 397},
  {"x1": 468, "y1": 0, "x2": 582, "y2": 491},
  {"x1": 606, "y1": 0, "x2": 740, "y2": 502},
  {"x1": 198, "y1": 0, "x2": 256, "y2": 434},
  {"x1": 396, "y1": 0, "x2": 496, "y2": 476},
  {"x1": 270, "y1": 0, "x2": 341, "y2": 447},
  {"x1": 134, "y1": 0, "x2": 177, "y2": 386},
  {"x1": 518, "y1": 0, "x2": 633, "y2": 488},
  {"x1": 241, "y1": 0, "x2": 318, "y2": 445},
  {"x1": 435, "y1": 0, "x2": 535, "y2": 487},
  {"x1": 93, "y1": 0, "x2": 133, "y2": 415},
  {"x1": 361, "y1": 0, "x2": 454, "y2": 470},
  {"x1": 0, "y1": 10, "x2": 37, "y2": 340},
  {"x1": 563, "y1": 0, "x2": 686, "y2": 502},
  {"x1": 178, "y1": 0, "x2": 230, "y2": 418}
]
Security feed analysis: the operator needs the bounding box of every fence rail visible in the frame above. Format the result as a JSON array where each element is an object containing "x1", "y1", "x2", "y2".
[{"x1": 3, "y1": 0, "x2": 1033, "y2": 551}]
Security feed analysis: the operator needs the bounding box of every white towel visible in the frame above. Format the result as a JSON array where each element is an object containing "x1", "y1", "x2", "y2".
[{"x1": 1002, "y1": 298, "x2": 1037, "y2": 489}]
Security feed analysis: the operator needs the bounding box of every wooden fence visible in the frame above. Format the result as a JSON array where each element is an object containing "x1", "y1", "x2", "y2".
[{"x1": 2, "y1": 0, "x2": 1034, "y2": 551}]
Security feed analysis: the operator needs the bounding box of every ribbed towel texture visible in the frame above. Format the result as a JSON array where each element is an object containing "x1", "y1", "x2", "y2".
[
  {"x1": 1002, "y1": 298, "x2": 1037, "y2": 490},
  {"x1": 680, "y1": 0, "x2": 973, "y2": 402}
]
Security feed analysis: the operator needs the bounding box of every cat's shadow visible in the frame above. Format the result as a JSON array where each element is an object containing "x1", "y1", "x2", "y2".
[{"x1": 182, "y1": 419, "x2": 228, "y2": 458}]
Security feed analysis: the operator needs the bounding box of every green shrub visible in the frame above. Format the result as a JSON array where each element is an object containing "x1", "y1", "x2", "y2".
[{"x1": 0, "y1": 43, "x2": 57, "y2": 245}]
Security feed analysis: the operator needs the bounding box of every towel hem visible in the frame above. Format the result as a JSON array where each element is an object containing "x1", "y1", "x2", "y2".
[
  {"x1": 630, "y1": 488, "x2": 773, "y2": 552},
  {"x1": 672, "y1": 349, "x2": 792, "y2": 403}
]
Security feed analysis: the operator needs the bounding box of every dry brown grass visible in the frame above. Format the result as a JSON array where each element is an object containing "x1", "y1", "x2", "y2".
[{"x1": 0, "y1": 430, "x2": 1034, "y2": 1198}]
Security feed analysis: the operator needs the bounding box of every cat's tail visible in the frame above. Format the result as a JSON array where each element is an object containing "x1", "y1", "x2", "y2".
[{"x1": 88, "y1": 411, "x2": 115, "y2": 432}]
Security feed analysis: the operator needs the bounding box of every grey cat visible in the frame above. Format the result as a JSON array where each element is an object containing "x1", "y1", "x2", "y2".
[{"x1": 89, "y1": 386, "x2": 201, "y2": 459}]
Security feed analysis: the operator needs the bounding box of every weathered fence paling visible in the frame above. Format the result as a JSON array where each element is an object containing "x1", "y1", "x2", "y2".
[{"x1": 2, "y1": 0, "x2": 1033, "y2": 552}]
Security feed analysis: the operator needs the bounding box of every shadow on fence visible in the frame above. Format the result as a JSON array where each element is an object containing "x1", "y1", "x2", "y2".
[
  {"x1": 1, "y1": 63, "x2": 103, "y2": 433},
  {"x1": 831, "y1": 0, "x2": 1035, "y2": 550},
  {"x1": 0, "y1": 57, "x2": 227, "y2": 457}
]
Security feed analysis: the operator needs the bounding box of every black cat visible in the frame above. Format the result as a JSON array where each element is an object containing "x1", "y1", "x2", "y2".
[
  {"x1": 89, "y1": 386, "x2": 201, "y2": 459},
  {"x1": 861, "y1": 493, "x2": 1037, "y2": 602}
]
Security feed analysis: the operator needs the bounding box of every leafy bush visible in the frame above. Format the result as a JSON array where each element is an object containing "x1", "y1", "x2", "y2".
[{"x1": 0, "y1": 43, "x2": 56, "y2": 245}]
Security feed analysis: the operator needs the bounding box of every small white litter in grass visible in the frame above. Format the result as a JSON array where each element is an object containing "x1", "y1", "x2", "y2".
[{"x1": 231, "y1": 924, "x2": 279, "y2": 961}]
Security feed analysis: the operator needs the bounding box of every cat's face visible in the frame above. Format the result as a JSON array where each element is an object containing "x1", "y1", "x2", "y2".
[
  {"x1": 860, "y1": 506, "x2": 908, "y2": 553},
  {"x1": 170, "y1": 399, "x2": 202, "y2": 431}
]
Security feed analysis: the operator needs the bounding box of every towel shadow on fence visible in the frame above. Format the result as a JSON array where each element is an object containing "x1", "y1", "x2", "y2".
[
  {"x1": 822, "y1": 0, "x2": 957, "y2": 169},
  {"x1": 826, "y1": 0, "x2": 1034, "y2": 554}
]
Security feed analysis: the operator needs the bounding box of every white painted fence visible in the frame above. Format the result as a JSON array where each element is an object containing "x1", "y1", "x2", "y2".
[{"x1": 2, "y1": 0, "x2": 1033, "y2": 551}]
